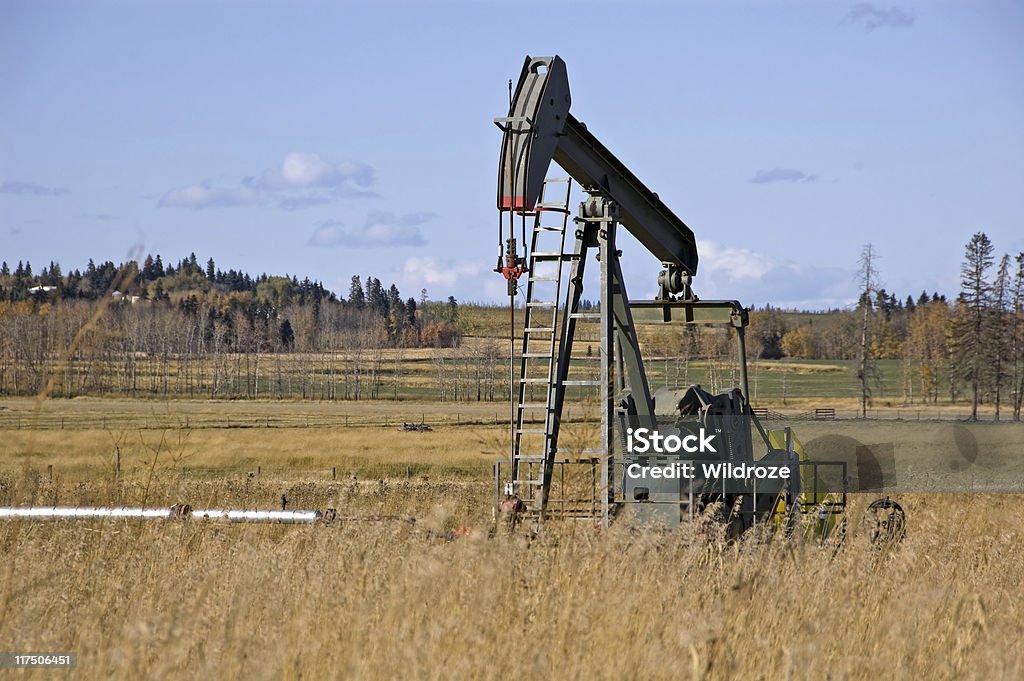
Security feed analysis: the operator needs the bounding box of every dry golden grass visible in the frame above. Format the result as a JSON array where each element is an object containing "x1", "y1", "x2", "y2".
[
  {"x1": 0, "y1": 478, "x2": 1021, "y2": 680},
  {"x1": 0, "y1": 424, "x2": 502, "y2": 480},
  {"x1": 2, "y1": 398, "x2": 1023, "y2": 679}
]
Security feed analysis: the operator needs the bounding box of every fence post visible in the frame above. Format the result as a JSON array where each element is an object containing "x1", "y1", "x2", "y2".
[
  {"x1": 115, "y1": 446, "x2": 121, "y2": 474},
  {"x1": 48, "y1": 464, "x2": 53, "y2": 482},
  {"x1": 332, "y1": 466, "x2": 336, "y2": 481},
  {"x1": 257, "y1": 465, "x2": 261, "y2": 478}
]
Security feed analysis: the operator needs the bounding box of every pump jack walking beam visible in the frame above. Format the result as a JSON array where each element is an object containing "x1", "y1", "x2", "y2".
[{"x1": 496, "y1": 55, "x2": 750, "y2": 523}]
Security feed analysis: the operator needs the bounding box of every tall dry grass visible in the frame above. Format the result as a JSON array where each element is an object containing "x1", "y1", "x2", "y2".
[{"x1": 0, "y1": 474, "x2": 1021, "y2": 680}]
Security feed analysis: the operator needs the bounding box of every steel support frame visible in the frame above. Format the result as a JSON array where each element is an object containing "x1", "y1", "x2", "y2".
[{"x1": 542, "y1": 193, "x2": 656, "y2": 527}]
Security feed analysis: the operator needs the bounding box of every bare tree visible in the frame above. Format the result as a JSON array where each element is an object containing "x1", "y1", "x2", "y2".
[
  {"x1": 990, "y1": 254, "x2": 1011, "y2": 420},
  {"x1": 856, "y1": 244, "x2": 881, "y2": 418},
  {"x1": 1012, "y1": 252, "x2": 1024, "y2": 421}
]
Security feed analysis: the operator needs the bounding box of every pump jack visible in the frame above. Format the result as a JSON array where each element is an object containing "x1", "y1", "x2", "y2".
[{"x1": 493, "y1": 56, "x2": 847, "y2": 531}]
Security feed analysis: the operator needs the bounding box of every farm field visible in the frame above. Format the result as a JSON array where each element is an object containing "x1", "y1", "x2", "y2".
[
  {"x1": 0, "y1": 478, "x2": 1021, "y2": 680},
  {"x1": 2, "y1": 399, "x2": 1023, "y2": 679}
]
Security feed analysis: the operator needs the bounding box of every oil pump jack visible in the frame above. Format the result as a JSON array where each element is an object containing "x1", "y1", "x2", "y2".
[{"x1": 493, "y1": 55, "x2": 847, "y2": 531}]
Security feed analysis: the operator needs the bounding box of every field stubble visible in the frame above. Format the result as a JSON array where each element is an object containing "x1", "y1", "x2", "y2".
[
  {"x1": 0, "y1": 474, "x2": 1022, "y2": 680},
  {"x1": 1, "y1": 398, "x2": 1022, "y2": 679}
]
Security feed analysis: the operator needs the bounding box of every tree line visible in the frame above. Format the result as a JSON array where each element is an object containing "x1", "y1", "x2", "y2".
[
  {"x1": 2, "y1": 235, "x2": 1022, "y2": 417},
  {"x1": 747, "y1": 233, "x2": 1023, "y2": 420},
  {"x1": 0, "y1": 254, "x2": 468, "y2": 399}
]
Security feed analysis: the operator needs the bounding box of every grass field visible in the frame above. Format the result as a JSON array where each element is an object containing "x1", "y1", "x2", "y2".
[
  {"x1": 0, "y1": 480, "x2": 1021, "y2": 680},
  {"x1": 2, "y1": 398, "x2": 1023, "y2": 679}
]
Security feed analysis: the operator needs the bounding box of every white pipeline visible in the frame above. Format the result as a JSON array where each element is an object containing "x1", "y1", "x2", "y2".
[{"x1": 0, "y1": 506, "x2": 323, "y2": 524}]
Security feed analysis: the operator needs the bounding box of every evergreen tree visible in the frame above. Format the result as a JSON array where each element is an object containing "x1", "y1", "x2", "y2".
[
  {"x1": 367, "y1": 277, "x2": 387, "y2": 315},
  {"x1": 955, "y1": 232, "x2": 994, "y2": 421},
  {"x1": 279, "y1": 319, "x2": 295, "y2": 349},
  {"x1": 143, "y1": 255, "x2": 156, "y2": 280},
  {"x1": 348, "y1": 275, "x2": 365, "y2": 309}
]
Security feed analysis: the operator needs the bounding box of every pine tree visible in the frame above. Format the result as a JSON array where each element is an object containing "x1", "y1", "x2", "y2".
[
  {"x1": 348, "y1": 275, "x2": 365, "y2": 309},
  {"x1": 143, "y1": 255, "x2": 156, "y2": 281},
  {"x1": 279, "y1": 319, "x2": 295, "y2": 349},
  {"x1": 955, "y1": 232, "x2": 994, "y2": 421},
  {"x1": 367, "y1": 277, "x2": 387, "y2": 316}
]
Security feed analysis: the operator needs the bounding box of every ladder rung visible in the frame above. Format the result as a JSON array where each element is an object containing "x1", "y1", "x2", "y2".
[
  {"x1": 517, "y1": 428, "x2": 546, "y2": 434},
  {"x1": 536, "y1": 206, "x2": 571, "y2": 214},
  {"x1": 527, "y1": 301, "x2": 555, "y2": 307},
  {"x1": 536, "y1": 225, "x2": 565, "y2": 232},
  {"x1": 520, "y1": 378, "x2": 549, "y2": 384},
  {"x1": 519, "y1": 403, "x2": 549, "y2": 409},
  {"x1": 562, "y1": 380, "x2": 601, "y2": 387},
  {"x1": 525, "y1": 327, "x2": 554, "y2": 333},
  {"x1": 570, "y1": 313, "x2": 601, "y2": 320},
  {"x1": 529, "y1": 276, "x2": 558, "y2": 282},
  {"x1": 556, "y1": 447, "x2": 602, "y2": 454},
  {"x1": 523, "y1": 352, "x2": 551, "y2": 358},
  {"x1": 515, "y1": 456, "x2": 546, "y2": 463}
]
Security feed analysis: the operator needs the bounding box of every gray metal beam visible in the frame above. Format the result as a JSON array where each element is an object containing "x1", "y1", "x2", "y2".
[
  {"x1": 610, "y1": 252, "x2": 657, "y2": 429},
  {"x1": 555, "y1": 114, "x2": 699, "y2": 276}
]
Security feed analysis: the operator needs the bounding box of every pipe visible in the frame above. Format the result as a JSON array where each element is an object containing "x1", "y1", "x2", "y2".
[{"x1": 0, "y1": 506, "x2": 323, "y2": 524}]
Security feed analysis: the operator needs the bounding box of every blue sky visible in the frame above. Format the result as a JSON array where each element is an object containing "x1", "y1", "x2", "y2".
[{"x1": 1, "y1": 0, "x2": 1022, "y2": 309}]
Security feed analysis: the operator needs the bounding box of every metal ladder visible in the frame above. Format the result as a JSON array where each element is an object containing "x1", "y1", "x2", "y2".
[{"x1": 512, "y1": 177, "x2": 573, "y2": 511}]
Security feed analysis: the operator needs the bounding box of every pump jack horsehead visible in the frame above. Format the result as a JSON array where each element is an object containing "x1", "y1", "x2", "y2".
[{"x1": 493, "y1": 55, "x2": 849, "y2": 534}]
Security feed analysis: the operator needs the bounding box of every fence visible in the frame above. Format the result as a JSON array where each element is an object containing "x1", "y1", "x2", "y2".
[
  {"x1": 0, "y1": 406, "x2": 1012, "y2": 432},
  {"x1": 0, "y1": 411, "x2": 548, "y2": 431}
]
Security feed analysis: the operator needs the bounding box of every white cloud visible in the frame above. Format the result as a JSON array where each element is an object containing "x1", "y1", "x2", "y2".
[
  {"x1": 695, "y1": 239, "x2": 855, "y2": 310},
  {"x1": 749, "y1": 168, "x2": 816, "y2": 184},
  {"x1": 696, "y1": 240, "x2": 771, "y2": 280},
  {"x1": 248, "y1": 152, "x2": 375, "y2": 192},
  {"x1": 844, "y1": 3, "x2": 915, "y2": 32},
  {"x1": 400, "y1": 256, "x2": 485, "y2": 288},
  {"x1": 159, "y1": 183, "x2": 262, "y2": 209},
  {"x1": 0, "y1": 180, "x2": 70, "y2": 196},
  {"x1": 160, "y1": 151, "x2": 376, "y2": 210},
  {"x1": 309, "y1": 211, "x2": 433, "y2": 248}
]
